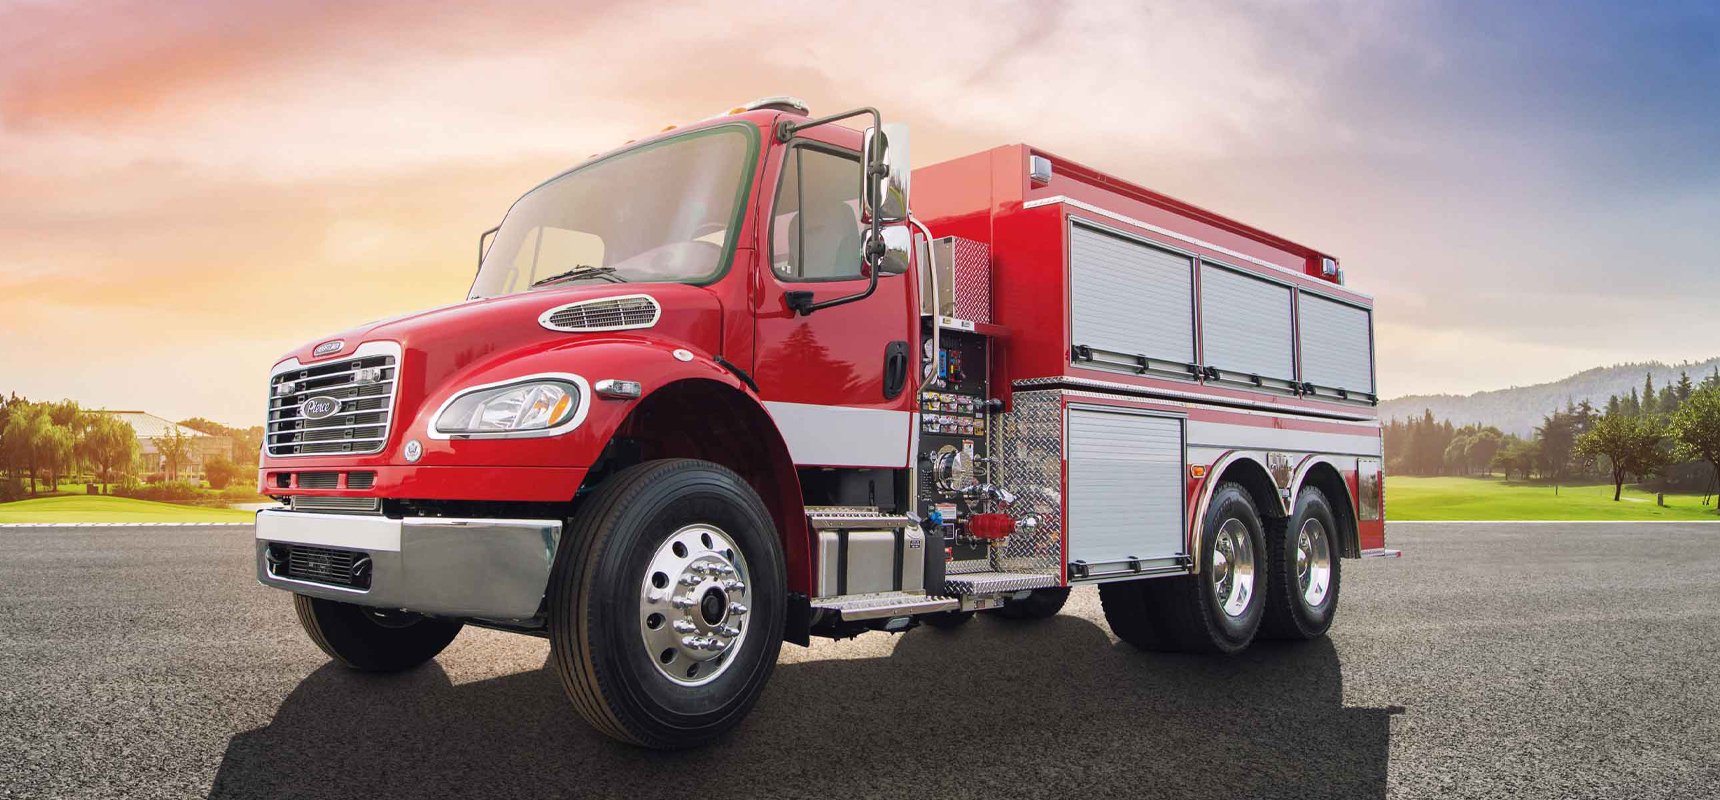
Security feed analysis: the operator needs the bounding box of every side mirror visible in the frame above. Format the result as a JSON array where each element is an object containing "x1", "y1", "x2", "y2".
[{"x1": 862, "y1": 123, "x2": 910, "y2": 224}]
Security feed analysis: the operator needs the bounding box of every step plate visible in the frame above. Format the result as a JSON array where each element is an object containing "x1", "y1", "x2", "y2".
[
  {"x1": 812, "y1": 592, "x2": 959, "y2": 621},
  {"x1": 943, "y1": 571, "x2": 1061, "y2": 596}
]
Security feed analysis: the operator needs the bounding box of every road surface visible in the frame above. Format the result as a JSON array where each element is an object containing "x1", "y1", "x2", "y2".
[{"x1": 2, "y1": 521, "x2": 1717, "y2": 799}]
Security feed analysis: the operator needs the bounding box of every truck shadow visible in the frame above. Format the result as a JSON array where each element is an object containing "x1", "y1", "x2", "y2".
[{"x1": 210, "y1": 616, "x2": 1392, "y2": 799}]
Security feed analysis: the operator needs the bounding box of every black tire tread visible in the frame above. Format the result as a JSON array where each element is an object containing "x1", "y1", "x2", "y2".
[
  {"x1": 1101, "y1": 482, "x2": 1264, "y2": 655},
  {"x1": 1260, "y1": 486, "x2": 1343, "y2": 640},
  {"x1": 292, "y1": 594, "x2": 462, "y2": 672},
  {"x1": 547, "y1": 458, "x2": 781, "y2": 749},
  {"x1": 992, "y1": 587, "x2": 1071, "y2": 621}
]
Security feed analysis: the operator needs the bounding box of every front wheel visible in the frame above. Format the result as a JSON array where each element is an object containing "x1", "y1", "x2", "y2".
[
  {"x1": 292, "y1": 594, "x2": 462, "y2": 672},
  {"x1": 547, "y1": 459, "x2": 786, "y2": 749}
]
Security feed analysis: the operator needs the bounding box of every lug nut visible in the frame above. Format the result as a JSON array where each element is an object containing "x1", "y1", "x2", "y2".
[
  {"x1": 679, "y1": 574, "x2": 702, "y2": 586},
  {"x1": 671, "y1": 594, "x2": 696, "y2": 609},
  {"x1": 718, "y1": 625, "x2": 740, "y2": 638},
  {"x1": 722, "y1": 579, "x2": 746, "y2": 592},
  {"x1": 728, "y1": 602, "x2": 748, "y2": 616},
  {"x1": 673, "y1": 620, "x2": 696, "y2": 633}
]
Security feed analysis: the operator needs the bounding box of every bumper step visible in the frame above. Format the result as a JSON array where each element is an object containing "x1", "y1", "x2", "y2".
[
  {"x1": 812, "y1": 592, "x2": 959, "y2": 621},
  {"x1": 942, "y1": 570, "x2": 1061, "y2": 596}
]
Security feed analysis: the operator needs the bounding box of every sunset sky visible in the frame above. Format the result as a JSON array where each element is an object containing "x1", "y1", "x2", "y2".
[{"x1": 3, "y1": 1, "x2": 1718, "y2": 425}]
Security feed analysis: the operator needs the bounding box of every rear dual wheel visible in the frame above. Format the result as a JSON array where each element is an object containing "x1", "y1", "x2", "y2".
[
  {"x1": 1261, "y1": 487, "x2": 1341, "y2": 640},
  {"x1": 1100, "y1": 482, "x2": 1267, "y2": 654}
]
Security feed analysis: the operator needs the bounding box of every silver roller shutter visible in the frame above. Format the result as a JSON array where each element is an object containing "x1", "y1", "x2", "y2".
[
  {"x1": 1298, "y1": 292, "x2": 1375, "y2": 394},
  {"x1": 1069, "y1": 222, "x2": 1194, "y2": 364},
  {"x1": 1200, "y1": 264, "x2": 1295, "y2": 380},
  {"x1": 1066, "y1": 407, "x2": 1186, "y2": 568}
]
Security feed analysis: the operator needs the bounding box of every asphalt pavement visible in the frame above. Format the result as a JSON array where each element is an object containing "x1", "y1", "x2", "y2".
[{"x1": 2, "y1": 521, "x2": 1718, "y2": 799}]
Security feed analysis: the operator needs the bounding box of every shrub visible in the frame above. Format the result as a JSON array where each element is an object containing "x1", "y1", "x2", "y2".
[
  {"x1": 204, "y1": 456, "x2": 241, "y2": 490},
  {"x1": 115, "y1": 480, "x2": 206, "y2": 505}
]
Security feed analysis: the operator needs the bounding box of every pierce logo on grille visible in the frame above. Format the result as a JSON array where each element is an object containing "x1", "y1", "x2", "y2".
[
  {"x1": 301, "y1": 395, "x2": 343, "y2": 420},
  {"x1": 312, "y1": 340, "x2": 345, "y2": 357}
]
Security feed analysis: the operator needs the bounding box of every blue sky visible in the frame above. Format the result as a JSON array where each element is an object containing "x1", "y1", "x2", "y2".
[{"x1": 1, "y1": 0, "x2": 1717, "y2": 422}]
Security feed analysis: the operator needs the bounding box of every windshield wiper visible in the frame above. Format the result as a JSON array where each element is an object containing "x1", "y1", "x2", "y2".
[{"x1": 530, "y1": 265, "x2": 625, "y2": 288}]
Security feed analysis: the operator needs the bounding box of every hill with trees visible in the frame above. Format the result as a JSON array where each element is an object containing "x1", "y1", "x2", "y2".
[{"x1": 1383, "y1": 357, "x2": 1720, "y2": 437}]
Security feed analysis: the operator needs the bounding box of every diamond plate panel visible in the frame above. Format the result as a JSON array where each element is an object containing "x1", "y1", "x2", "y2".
[
  {"x1": 947, "y1": 237, "x2": 992, "y2": 324},
  {"x1": 993, "y1": 389, "x2": 1064, "y2": 574}
]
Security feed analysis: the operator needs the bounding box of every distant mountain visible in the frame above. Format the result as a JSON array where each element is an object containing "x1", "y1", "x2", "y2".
[{"x1": 1382, "y1": 357, "x2": 1720, "y2": 437}]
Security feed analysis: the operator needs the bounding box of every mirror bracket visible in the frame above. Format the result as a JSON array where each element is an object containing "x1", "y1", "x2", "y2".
[{"x1": 784, "y1": 290, "x2": 816, "y2": 316}]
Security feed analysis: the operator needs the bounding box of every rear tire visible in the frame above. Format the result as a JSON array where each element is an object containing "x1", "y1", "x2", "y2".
[
  {"x1": 1100, "y1": 482, "x2": 1267, "y2": 654},
  {"x1": 989, "y1": 587, "x2": 1070, "y2": 621},
  {"x1": 292, "y1": 594, "x2": 462, "y2": 672},
  {"x1": 1260, "y1": 486, "x2": 1342, "y2": 640},
  {"x1": 547, "y1": 458, "x2": 785, "y2": 749},
  {"x1": 920, "y1": 610, "x2": 976, "y2": 629}
]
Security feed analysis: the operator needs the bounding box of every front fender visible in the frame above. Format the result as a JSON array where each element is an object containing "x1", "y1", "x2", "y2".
[{"x1": 402, "y1": 336, "x2": 750, "y2": 473}]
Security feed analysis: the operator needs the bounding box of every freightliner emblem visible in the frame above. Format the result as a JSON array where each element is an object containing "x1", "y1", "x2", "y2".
[
  {"x1": 312, "y1": 340, "x2": 345, "y2": 357},
  {"x1": 301, "y1": 396, "x2": 343, "y2": 420}
]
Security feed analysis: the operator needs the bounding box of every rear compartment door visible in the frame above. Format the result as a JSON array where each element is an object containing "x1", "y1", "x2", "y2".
[{"x1": 1065, "y1": 405, "x2": 1187, "y2": 578}]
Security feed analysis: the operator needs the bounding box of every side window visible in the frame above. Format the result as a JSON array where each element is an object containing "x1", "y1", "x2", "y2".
[{"x1": 771, "y1": 146, "x2": 864, "y2": 281}]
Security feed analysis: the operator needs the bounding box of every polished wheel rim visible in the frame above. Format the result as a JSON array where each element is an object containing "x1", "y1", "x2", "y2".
[
  {"x1": 1296, "y1": 517, "x2": 1333, "y2": 607},
  {"x1": 639, "y1": 524, "x2": 751, "y2": 687},
  {"x1": 1211, "y1": 518, "x2": 1256, "y2": 618}
]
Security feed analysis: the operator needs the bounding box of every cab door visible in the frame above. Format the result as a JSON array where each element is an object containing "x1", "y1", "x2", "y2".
[{"x1": 751, "y1": 133, "x2": 917, "y2": 468}]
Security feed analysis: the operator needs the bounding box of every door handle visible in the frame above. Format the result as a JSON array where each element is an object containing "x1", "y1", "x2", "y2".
[{"x1": 883, "y1": 340, "x2": 909, "y2": 400}]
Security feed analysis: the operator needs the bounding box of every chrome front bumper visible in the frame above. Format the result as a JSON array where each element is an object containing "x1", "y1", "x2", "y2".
[{"x1": 254, "y1": 509, "x2": 562, "y2": 621}]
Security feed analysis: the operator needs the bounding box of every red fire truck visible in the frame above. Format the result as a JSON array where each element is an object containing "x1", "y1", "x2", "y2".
[{"x1": 254, "y1": 98, "x2": 1390, "y2": 749}]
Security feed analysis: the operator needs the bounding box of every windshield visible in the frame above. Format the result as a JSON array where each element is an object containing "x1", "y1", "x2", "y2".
[{"x1": 469, "y1": 125, "x2": 755, "y2": 298}]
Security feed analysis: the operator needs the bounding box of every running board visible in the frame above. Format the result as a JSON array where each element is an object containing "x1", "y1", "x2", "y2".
[
  {"x1": 942, "y1": 571, "x2": 1060, "y2": 596},
  {"x1": 811, "y1": 592, "x2": 959, "y2": 621},
  {"x1": 1359, "y1": 548, "x2": 1403, "y2": 558}
]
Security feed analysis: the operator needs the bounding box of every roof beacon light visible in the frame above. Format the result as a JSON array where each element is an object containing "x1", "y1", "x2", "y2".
[
  {"x1": 742, "y1": 96, "x2": 810, "y2": 116},
  {"x1": 1029, "y1": 155, "x2": 1053, "y2": 186}
]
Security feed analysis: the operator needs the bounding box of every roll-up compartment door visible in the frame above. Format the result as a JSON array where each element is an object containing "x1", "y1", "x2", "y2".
[
  {"x1": 1200, "y1": 264, "x2": 1295, "y2": 381},
  {"x1": 1297, "y1": 293, "x2": 1375, "y2": 395},
  {"x1": 1066, "y1": 406, "x2": 1186, "y2": 572},
  {"x1": 1069, "y1": 222, "x2": 1194, "y2": 365}
]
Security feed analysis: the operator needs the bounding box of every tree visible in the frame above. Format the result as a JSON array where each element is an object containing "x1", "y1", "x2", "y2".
[
  {"x1": 79, "y1": 414, "x2": 138, "y2": 485},
  {"x1": 1576, "y1": 414, "x2": 1670, "y2": 502},
  {"x1": 40, "y1": 425, "x2": 74, "y2": 492},
  {"x1": 1536, "y1": 410, "x2": 1578, "y2": 487},
  {"x1": 203, "y1": 455, "x2": 242, "y2": 490},
  {"x1": 1670, "y1": 386, "x2": 1720, "y2": 511},
  {"x1": 1, "y1": 402, "x2": 50, "y2": 494},
  {"x1": 153, "y1": 425, "x2": 192, "y2": 482},
  {"x1": 1467, "y1": 429, "x2": 1503, "y2": 475},
  {"x1": 1641, "y1": 374, "x2": 1658, "y2": 416}
]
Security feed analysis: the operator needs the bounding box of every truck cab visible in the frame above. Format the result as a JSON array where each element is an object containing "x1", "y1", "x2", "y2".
[{"x1": 255, "y1": 98, "x2": 1387, "y2": 749}]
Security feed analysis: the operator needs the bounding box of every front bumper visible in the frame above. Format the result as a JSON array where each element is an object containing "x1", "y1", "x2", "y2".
[{"x1": 254, "y1": 509, "x2": 562, "y2": 621}]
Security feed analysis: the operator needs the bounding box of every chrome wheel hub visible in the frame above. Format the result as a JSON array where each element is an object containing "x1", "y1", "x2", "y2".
[
  {"x1": 639, "y1": 524, "x2": 751, "y2": 686},
  {"x1": 1296, "y1": 517, "x2": 1333, "y2": 607},
  {"x1": 1211, "y1": 518, "x2": 1256, "y2": 618}
]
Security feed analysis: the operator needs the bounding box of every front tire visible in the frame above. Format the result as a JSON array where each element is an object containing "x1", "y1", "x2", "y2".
[
  {"x1": 292, "y1": 594, "x2": 462, "y2": 672},
  {"x1": 1260, "y1": 486, "x2": 1342, "y2": 640},
  {"x1": 1100, "y1": 482, "x2": 1268, "y2": 654},
  {"x1": 547, "y1": 459, "x2": 786, "y2": 749}
]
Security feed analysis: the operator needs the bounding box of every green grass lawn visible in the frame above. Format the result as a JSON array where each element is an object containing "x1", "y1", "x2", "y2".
[
  {"x1": 0, "y1": 495, "x2": 255, "y2": 523},
  {"x1": 1387, "y1": 476, "x2": 1720, "y2": 521}
]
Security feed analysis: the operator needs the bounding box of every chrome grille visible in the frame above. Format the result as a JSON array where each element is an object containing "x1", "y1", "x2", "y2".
[
  {"x1": 539, "y1": 294, "x2": 660, "y2": 332},
  {"x1": 290, "y1": 496, "x2": 382, "y2": 514},
  {"x1": 276, "y1": 544, "x2": 370, "y2": 589},
  {"x1": 267, "y1": 347, "x2": 399, "y2": 457},
  {"x1": 297, "y1": 472, "x2": 339, "y2": 489},
  {"x1": 346, "y1": 472, "x2": 376, "y2": 490}
]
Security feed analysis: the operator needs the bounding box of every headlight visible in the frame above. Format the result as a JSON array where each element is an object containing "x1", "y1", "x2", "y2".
[{"x1": 432, "y1": 378, "x2": 584, "y2": 437}]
